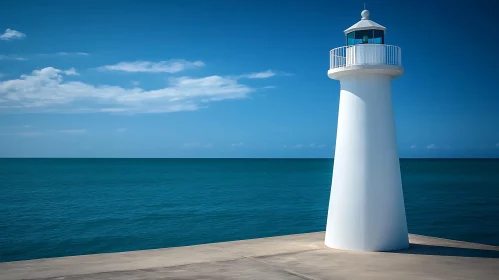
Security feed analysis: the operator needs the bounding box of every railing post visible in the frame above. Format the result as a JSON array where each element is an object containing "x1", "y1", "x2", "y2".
[
  {"x1": 398, "y1": 48, "x2": 402, "y2": 66},
  {"x1": 329, "y1": 47, "x2": 335, "y2": 69}
]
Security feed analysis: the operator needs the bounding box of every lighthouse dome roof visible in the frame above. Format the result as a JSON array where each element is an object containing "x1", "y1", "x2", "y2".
[{"x1": 344, "y1": 9, "x2": 386, "y2": 34}]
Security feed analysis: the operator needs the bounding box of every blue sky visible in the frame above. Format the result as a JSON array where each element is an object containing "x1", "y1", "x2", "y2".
[{"x1": 0, "y1": 0, "x2": 498, "y2": 158}]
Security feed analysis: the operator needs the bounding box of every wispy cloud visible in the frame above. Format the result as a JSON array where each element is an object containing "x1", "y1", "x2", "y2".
[
  {"x1": 410, "y1": 145, "x2": 417, "y2": 149},
  {"x1": 18, "y1": 132, "x2": 43, "y2": 136},
  {"x1": 0, "y1": 67, "x2": 258, "y2": 114},
  {"x1": 237, "y1": 70, "x2": 294, "y2": 79},
  {"x1": 1, "y1": 128, "x2": 90, "y2": 136},
  {"x1": 496, "y1": 142, "x2": 499, "y2": 148},
  {"x1": 1, "y1": 53, "x2": 89, "y2": 61},
  {"x1": 231, "y1": 142, "x2": 244, "y2": 148},
  {"x1": 116, "y1": 128, "x2": 127, "y2": 133},
  {"x1": 0, "y1": 125, "x2": 42, "y2": 136},
  {"x1": 183, "y1": 142, "x2": 213, "y2": 148},
  {"x1": 427, "y1": 144, "x2": 437, "y2": 149},
  {"x1": 309, "y1": 143, "x2": 326, "y2": 148},
  {"x1": 98, "y1": 59, "x2": 205, "y2": 73},
  {"x1": 0, "y1": 131, "x2": 43, "y2": 137},
  {"x1": 55, "y1": 52, "x2": 89, "y2": 56},
  {"x1": 59, "y1": 129, "x2": 87, "y2": 134},
  {"x1": 0, "y1": 55, "x2": 26, "y2": 61},
  {"x1": 285, "y1": 143, "x2": 327, "y2": 149},
  {"x1": 131, "y1": 81, "x2": 140, "y2": 86},
  {"x1": 240, "y1": 70, "x2": 276, "y2": 79},
  {"x1": 0, "y1": 29, "x2": 26, "y2": 41},
  {"x1": 36, "y1": 52, "x2": 90, "y2": 58}
]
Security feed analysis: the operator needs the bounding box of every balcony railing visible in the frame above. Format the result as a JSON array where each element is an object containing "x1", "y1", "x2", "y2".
[{"x1": 330, "y1": 44, "x2": 402, "y2": 69}]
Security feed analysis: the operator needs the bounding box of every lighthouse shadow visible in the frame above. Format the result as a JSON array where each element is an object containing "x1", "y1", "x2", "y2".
[{"x1": 388, "y1": 243, "x2": 499, "y2": 258}]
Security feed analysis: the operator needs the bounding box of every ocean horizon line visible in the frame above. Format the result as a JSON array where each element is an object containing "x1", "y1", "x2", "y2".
[{"x1": 1, "y1": 157, "x2": 498, "y2": 160}]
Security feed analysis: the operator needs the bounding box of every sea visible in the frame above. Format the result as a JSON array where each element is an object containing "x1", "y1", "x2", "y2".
[{"x1": 0, "y1": 158, "x2": 498, "y2": 262}]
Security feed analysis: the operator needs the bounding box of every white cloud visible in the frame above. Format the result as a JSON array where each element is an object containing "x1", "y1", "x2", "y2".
[
  {"x1": 116, "y1": 128, "x2": 127, "y2": 133},
  {"x1": 23, "y1": 124, "x2": 32, "y2": 128},
  {"x1": 63, "y1": 68, "x2": 79, "y2": 76},
  {"x1": 241, "y1": 70, "x2": 276, "y2": 79},
  {"x1": 263, "y1": 86, "x2": 276, "y2": 89},
  {"x1": 427, "y1": 144, "x2": 436, "y2": 149},
  {"x1": 37, "y1": 52, "x2": 89, "y2": 57},
  {"x1": 410, "y1": 145, "x2": 417, "y2": 149},
  {"x1": 231, "y1": 142, "x2": 244, "y2": 147},
  {"x1": 0, "y1": 29, "x2": 26, "y2": 40},
  {"x1": 236, "y1": 70, "x2": 293, "y2": 80},
  {"x1": 0, "y1": 67, "x2": 256, "y2": 114},
  {"x1": 99, "y1": 59, "x2": 205, "y2": 73},
  {"x1": 0, "y1": 55, "x2": 26, "y2": 61},
  {"x1": 131, "y1": 81, "x2": 140, "y2": 86},
  {"x1": 55, "y1": 52, "x2": 89, "y2": 56},
  {"x1": 59, "y1": 129, "x2": 87, "y2": 134}
]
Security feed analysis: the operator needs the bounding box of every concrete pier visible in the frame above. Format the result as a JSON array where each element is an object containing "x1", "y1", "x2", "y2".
[{"x1": 1, "y1": 232, "x2": 498, "y2": 280}]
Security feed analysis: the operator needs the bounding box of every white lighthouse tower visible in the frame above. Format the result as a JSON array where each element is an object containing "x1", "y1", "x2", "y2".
[{"x1": 325, "y1": 8, "x2": 409, "y2": 251}]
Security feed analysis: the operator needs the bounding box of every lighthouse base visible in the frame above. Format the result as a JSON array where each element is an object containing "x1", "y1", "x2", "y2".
[
  {"x1": 325, "y1": 237, "x2": 410, "y2": 252},
  {"x1": 325, "y1": 73, "x2": 409, "y2": 252}
]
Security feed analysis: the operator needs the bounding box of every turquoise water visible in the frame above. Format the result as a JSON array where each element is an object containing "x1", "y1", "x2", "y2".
[{"x1": 1, "y1": 159, "x2": 498, "y2": 262}]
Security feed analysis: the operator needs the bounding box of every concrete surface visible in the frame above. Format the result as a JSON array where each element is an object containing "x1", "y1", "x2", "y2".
[{"x1": 1, "y1": 232, "x2": 498, "y2": 280}]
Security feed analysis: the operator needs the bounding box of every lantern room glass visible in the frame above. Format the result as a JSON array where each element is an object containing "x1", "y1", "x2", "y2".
[{"x1": 346, "y1": 29, "x2": 384, "y2": 46}]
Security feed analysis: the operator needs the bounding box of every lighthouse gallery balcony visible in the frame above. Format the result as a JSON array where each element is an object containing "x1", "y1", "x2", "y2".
[{"x1": 328, "y1": 44, "x2": 403, "y2": 79}]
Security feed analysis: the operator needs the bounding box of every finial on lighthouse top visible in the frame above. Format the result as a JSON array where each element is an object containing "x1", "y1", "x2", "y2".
[
  {"x1": 361, "y1": 2, "x2": 370, "y2": 19},
  {"x1": 344, "y1": 7, "x2": 386, "y2": 34},
  {"x1": 361, "y1": 9, "x2": 370, "y2": 20}
]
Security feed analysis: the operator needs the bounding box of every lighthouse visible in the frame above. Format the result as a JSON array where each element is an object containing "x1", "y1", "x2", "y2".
[{"x1": 325, "y1": 9, "x2": 409, "y2": 251}]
